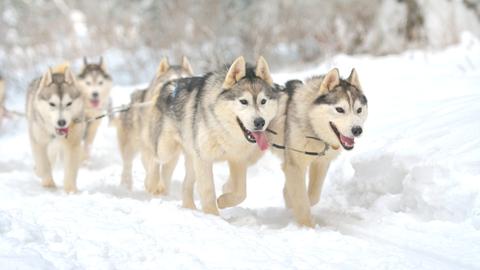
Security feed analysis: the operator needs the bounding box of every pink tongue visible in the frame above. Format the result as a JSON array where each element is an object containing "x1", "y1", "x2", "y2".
[
  {"x1": 91, "y1": 100, "x2": 100, "y2": 107},
  {"x1": 340, "y1": 134, "x2": 354, "y2": 145},
  {"x1": 251, "y1": 132, "x2": 269, "y2": 151},
  {"x1": 57, "y1": 128, "x2": 69, "y2": 136}
]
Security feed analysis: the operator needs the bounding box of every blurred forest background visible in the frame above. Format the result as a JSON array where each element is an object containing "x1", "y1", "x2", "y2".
[{"x1": 0, "y1": 0, "x2": 479, "y2": 91}]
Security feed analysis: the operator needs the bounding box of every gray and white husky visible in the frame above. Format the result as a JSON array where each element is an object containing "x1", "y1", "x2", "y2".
[
  {"x1": 144, "y1": 56, "x2": 281, "y2": 215},
  {"x1": 266, "y1": 68, "x2": 368, "y2": 227},
  {"x1": 26, "y1": 64, "x2": 85, "y2": 192},
  {"x1": 114, "y1": 56, "x2": 194, "y2": 189},
  {"x1": 76, "y1": 57, "x2": 113, "y2": 160}
]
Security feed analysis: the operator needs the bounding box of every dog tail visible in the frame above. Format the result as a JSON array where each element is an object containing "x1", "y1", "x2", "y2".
[
  {"x1": 51, "y1": 62, "x2": 71, "y2": 74},
  {"x1": 285, "y1": 79, "x2": 303, "y2": 96}
]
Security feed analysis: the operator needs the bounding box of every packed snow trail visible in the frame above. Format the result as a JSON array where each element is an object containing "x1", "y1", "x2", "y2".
[{"x1": 0, "y1": 33, "x2": 479, "y2": 269}]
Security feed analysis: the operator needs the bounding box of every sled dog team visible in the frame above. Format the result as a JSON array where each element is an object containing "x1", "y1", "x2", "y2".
[{"x1": 25, "y1": 56, "x2": 368, "y2": 227}]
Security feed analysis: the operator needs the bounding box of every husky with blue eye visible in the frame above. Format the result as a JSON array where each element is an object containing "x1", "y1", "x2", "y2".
[{"x1": 26, "y1": 64, "x2": 85, "y2": 192}]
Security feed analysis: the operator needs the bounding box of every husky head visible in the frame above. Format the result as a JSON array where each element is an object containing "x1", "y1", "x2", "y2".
[
  {"x1": 36, "y1": 64, "x2": 83, "y2": 137},
  {"x1": 77, "y1": 57, "x2": 112, "y2": 109},
  {"x1": 217, "y1": 56, "x2": 279, "y2": 151},
  {"x1": 153, "y1": 56, "x2": 194, "y2": 83},
  {"x1": 309, "y1": 68, "x2": 368, "y2": 150}
]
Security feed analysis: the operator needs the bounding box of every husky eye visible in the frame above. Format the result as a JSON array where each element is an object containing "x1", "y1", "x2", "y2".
[
  {"x1": 66, "y1": 102, "x2": 72, "y2": 107},
  {"x1": 98, "y1": 81, "x2": 103, "y2": 85},
  {"x1": 260, "y1": 98, "x2": 267, "y2": 105},
  {"x1": 335, "y1": 107, "x2": 345, "y2": 113},
  {"x1": 239, "y1": 99, "x2": 248, "y2": 105},
  {"x1": 86, "y1": 81, "x2": 91, "y2": 86},
  {"x1": 357, "y1": 108, "x2": 362, "y2": 114},
  {"x1": 49, "y1": 102, "x2": 56, "y2": 107}
]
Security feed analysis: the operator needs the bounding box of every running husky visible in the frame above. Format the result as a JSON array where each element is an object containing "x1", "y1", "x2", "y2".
[
  {"x1": 26, "y1": 64, "x2": 85, "y2": 192},
  {"x1": 114, "y1": 56, "x2": 193, "y2": 189},
  {"x1": 76, "y1": 57, "x2": 113, "y2": 160},
  {"x1": 144, "y1": 56, "x2": 280, "y2": 215},
  {"x1": 264, "y1": 68, "x2": 368, "y2": 227}
]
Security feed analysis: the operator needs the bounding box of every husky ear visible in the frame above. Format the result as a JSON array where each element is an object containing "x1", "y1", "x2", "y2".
[
  {"x1": 320, "y1": 68, "x2": 340, "y2": 92},
  {"x1": 40, "y1": 68, "x2": 53, "y2": 87},
  {"x1": 78, "y1": 57, "x2": 88, "y2": 74},
  {"x1": 156, "y1": 57, "x2": 170, "y2": 78},
  {"x1": 255, "y1": 56, "x2": 273, "y2": 86},
  {"x1": 64, "y1": 66, "x2": 76, "y2": 85},
  {"x1": 223, "y1": 56, "x2": 246, "y2": 89},
  {"x1": 99, "y1": 56, "x2": 108, "y2": 72},
  {"x1": 181, "y1": 56, "x2": 194, "y2": 75},
  {"x1": 347, "y1": 68, "x2": 361, "y2": 89}
]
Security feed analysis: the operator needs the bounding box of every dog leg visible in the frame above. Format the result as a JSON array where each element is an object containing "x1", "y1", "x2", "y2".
[
  {"x1": 222, "y1": 177, "x2": 235, "y2": 194},
  {"x1": 308, "y1": 160, "x2": 330, "y2": 206},
  {"x1": 193, "y1": 156, "x2": 218, "y2": 215},
  {"x1": 217, "y1": 161, "x2": 247, "y2": 209},
  {"x1": 63, "y1": 141, "x2": 81, "y2": 193},
  {"x1": 30, "y1": 139, "x2": 55, "y2": 188},
  {"x1": 157, "y1": 152, "x2": 179, "y2": 195},
  {"x1": 83, "y1": 119, "x2": 101, "y2": 160},
  {"x1": 182, "y1": 154, "x2": 196, "y2": 209},
  {"x1": 283, "y1": 186, "x2": 292, "y2": 209},
  {"x1": 119, "y1": 132, "x2": 136, "y2": 190},
  {"x1": 283, "y1": 161, "x2": 314, "y2": 227},
  {"x1": 145, "y1": 159, "x2": 160, "y2": 195}
]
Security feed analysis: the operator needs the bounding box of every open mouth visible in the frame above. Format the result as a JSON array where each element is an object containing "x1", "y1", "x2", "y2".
[
  {"x1": 330, "y1": 122, "x2": 354, "y2": 150},
  {"x1": 236, "y1": 117, "x2": 269, "y2": 151},
  {"x1": 90, "y1": 99, "x2": 100, "y2": 108},
  {"x1": 55, "y1": 127, "x2": 69, "y2": 136}
]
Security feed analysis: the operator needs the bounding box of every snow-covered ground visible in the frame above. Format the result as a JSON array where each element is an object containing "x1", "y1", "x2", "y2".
[{"x1": 1, "y1": 33, "x2": 480, "y2": 269}]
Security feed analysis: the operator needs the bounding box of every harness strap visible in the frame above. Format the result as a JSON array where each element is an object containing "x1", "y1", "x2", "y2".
[
  {"x1": 74, "y1": 100, "x2": 154, "y2": 124},
  {"x1": 267, "y1": 128, "x2": 331, "y2": 156}
]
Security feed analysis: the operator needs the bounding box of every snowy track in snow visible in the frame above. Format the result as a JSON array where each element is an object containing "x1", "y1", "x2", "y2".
[{"x1": 1, "y1": 33, "x2": 480, "y2": 269}]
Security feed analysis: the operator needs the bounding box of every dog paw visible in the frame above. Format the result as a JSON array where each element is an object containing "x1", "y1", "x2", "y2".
[
  {"x1": 298, "y1": 217, "x2": 315, "y2": 228},
  {"x1": 120, "y1": 178, "x2": 132, "y2": 191},
  {"x1": 202, "y1": 206, "x2": 220, "y2": 216},
  {"x1": 182, "y1": 201, "x2": 197, "y2": 210},
  {"x1": 64, "y1": 186, "x2": 78, "y2": 194},
  {"x1": 217, "y1": 193, "x2": 244, "y2": 209},
  {"x1": 145, "y1": 186, "x2": 157, "y2": 195},
  {"x1": 155, "y1": 184, "x2": 168, "y2": 196},
  {"x1": 41, "y1": 179, "x2": 56, "y2": 188},
  {"x1": 145, "y1": 185, "x2": 165, "y2": 196}
]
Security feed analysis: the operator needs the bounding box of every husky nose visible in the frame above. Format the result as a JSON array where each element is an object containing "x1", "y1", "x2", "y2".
[
  {"x1": 352, "y1": 126, "x2": 363, "y2": 137},
  {"x1": 254, "y1": 117, "x2": 265, "y2": 130},
  {"x1": 92, "y1": 92, "x2": 99, "y2": 98},
  {"x1": 57, "y1": 119, "x2": 66, "y2": 127}
]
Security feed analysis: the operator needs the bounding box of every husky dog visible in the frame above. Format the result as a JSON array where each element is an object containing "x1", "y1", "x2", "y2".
[
  {"x1": 76, "y1": 57, "x2": 113, "y2": 160},
  {"x1": 144, "y1": 56, "x2": 280, "y2": 215},
  {"x1": 26, "y1": 64, "x2": 85, "y2": 192},
  {"x1": 114, "y1": 56, "x2": 193, "y2": 189},
  {"x1": 261, "y1": 68, "x2": 368, "y2": 227}
]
